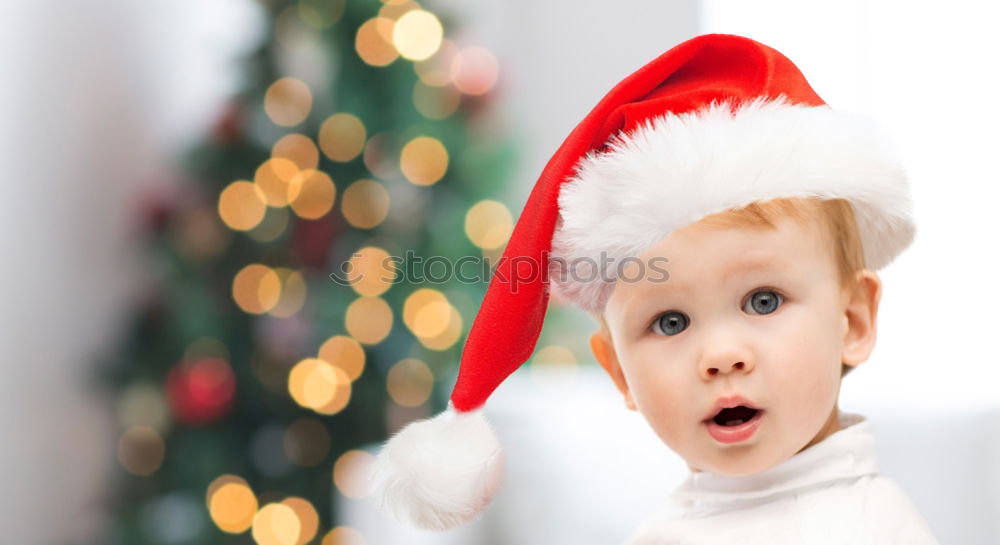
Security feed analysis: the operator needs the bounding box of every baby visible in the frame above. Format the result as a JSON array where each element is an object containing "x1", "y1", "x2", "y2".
[
  {"x1": 371, "y1": 33, "x2": 940, "y2": 543},
  {"x1": 589, "y1": 196, "x2": 940, "y2": 543}
]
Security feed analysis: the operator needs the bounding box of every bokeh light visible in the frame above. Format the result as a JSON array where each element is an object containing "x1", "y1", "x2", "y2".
[
  {"x1": 319, "y1": 113, "x2": 367, "y2": 162},
  {"x1": 232, "y1": 264, "x2": 282, "y2": 314},
  {"x1": 450, "y1": 46, "x2": 500, "y2": 96},
  {"x1": 117, "y1": 426, "x2": 165, "y2": 476},
  {"x1": 207, "y1": 475, "x2": 258, "y2": 534},
  {"x1": 272, "y1": 134, "x2": 319, "y2": 171},
  {"x1": 391, "y1": 10, "x2": 443, "y2": 61},
  {"x1": 219, "y1": 181, "x2": 268, "y2": 231},
  {"x1": 321, "y1": 527, "x2": 367, "y2": 545},
  {"x1": 254, "y1": 158, "x2": 301, "y2": 207},
  {"x1": 288, "y1": 169, "x2": 336, "y2": 219},
  {"x1": 283, "y1": 418, "x2": 331, "y2": 467},
  {"x1": 413, "y1": 81, "x2": 460, "y2": 120},
  {"x1": 400, "y1": 136, "x2": 448, "y2": 185},
  {"x1": 341, "y1": 179, "x2": 390, "y2": 229},
  {"x1": 403, "y1": 289, "x2": 463, "y2": 350},
  {"x1": 333, "y1": 450, "x2": 375, "y2": 499},
  {"x1": 386, "y1": 358, "x2": 434, "y2": 407},
  {"x1": 247, "y1": 205, "x2": 290, "y2": 243},
  {"x1": 269, "y1": 268, "x2": 307, "y2": 318},
  {"x1": 318, "y1": 335, "x2": 366, "y2": 382},
  {"x1": 280, "y1": 497, "x2": 319, "y2": 545},
  {"x1": 346, "y1": 246, "x2": 395, "y2": 296},
  {"x1": 117, "y1": 381, "x2": 169, "y2": 432},
  {"x1": 362, "y1": 133, "x2": 400, "y2": 180},
  {"x1": 252, "y1": 503, "x2": 301, "y2": 545},
  {"x1": 288, "y1": 358, "x2": 351, "y2": 415},
  {"x1": 464, "y1": 199, "x2": 513, "y2": 249},
  {"x1": 297, "y1": 0, "x2": 346, "y2": 29},
  {"x1": 344, "y1": 297, "x2": 393, "y2": 345},
  {"x1": 355, "y1": 17, "x2": 398, "y2": 67},
  {"x1": 414, "y1": 40, "x2": 458, "y2": 87},
  {"x1": 265, "y1": 78, "x2": 313, "y2": 127}
]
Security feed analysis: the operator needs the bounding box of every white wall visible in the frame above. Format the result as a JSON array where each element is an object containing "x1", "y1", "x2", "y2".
[{"x1": 0, "y1": 1, "x2": 262, "y2": 543}]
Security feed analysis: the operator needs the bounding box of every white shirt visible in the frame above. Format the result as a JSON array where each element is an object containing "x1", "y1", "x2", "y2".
[{"x1": 622, "y1": 412, "x2": 940, "y2": 544}]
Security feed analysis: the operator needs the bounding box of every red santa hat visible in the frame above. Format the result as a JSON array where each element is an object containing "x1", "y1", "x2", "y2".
[{"x1": 370, "y1": 33, "x2": 914, "y2": 530}]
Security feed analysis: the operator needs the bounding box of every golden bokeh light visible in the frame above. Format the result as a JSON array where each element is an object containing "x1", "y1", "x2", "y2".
[
  {"x1": 254, "y1": 158, "x2": 301, "y2": 207},
  {"x1": 403, "y1": 289, "x2": 464, "y2": 350},
  {"x1": 247, "y1": 205, "x2": 290, "y2": 243},
  {"x1": 233, "y1": 264, "x2": 282, "y2": 314},
  {"x1": 288, "y1": 358, "x2": 351, "y2": 415},
  {"x1": 319, "y1": 113, "x2": 367, "y2": 163},
  {"x1": 219, "y1": 181, "x2": 268, "y2": 231},
  {"x1": 265, "y1": 77, "x2": 313, "y2": 127},
  {"x1": 288, "y1": 169, "x2": 336, "y2": 219},
  {"x1": 465, "y1": 200, "x2": 513, "y2": 249},
  {"x1": 269, "y1": 268, "x2": 307, "y2": 318},
  {"x1": 344, "y1": 297, "x2": 393, "y2": 345},
  {"x1": 284, "y1": 418, "x2": 331, "y2": 467},
  {"x1": 391, "y1": 10, "x2": 443, "y2": 61},
  {"x1": 450, "y1": 46, "x2": 500, "y2": 96},
  {"x1": 341, "y1": 179, "x2": 390, "y2": 229},
  {"x1": 400, "y1": 136, "x2": 448, "y2": 185},
  {"x1": 417, "y1": 304, "x2": 462, "y2": 350},
  {"x1": 413, "y1": 81, "x2": 460, "y2": 120},
  {"x1": 355, "y1": 17, "x2": 398, "y2": 67},
  {"x1": 281, "y1": 497, "x2": 319, "y2": 545},
  {"x1": 252, "y1": 503, "x2": 301, "y2": 545},
  {"x1": 207, "y1": 476, "x2": 258, "y2": 534},
  {"x1": 321, "y1": 526, "x2": 367, "y2": 545},
  {"x1": 272, "y1": 134, "x2": 319, "y2": 170},
  {"x1": 297, "y1": 0, "x2": 346, "y2": 29},
  {"x1": 411, "y1": 300, "x2": 451, "y2": 338},
  {"x1": 117, "y1": 426, "x2": 165, "y2": 476},
  {"x1": 117, "y1": 382, "x2": 169, "y2": 432},
  {"x1": 387, "y1": 358, "x2": 434, "y2": 407},
  {"x1": 333, "y1": 450, "x2": 376, "y2": 499},
  {"x1": 346, "y1": 246, "x2": 395, "y2": 297},
  {"x1": 403, "y1": 288, "x2": 446, "y2": 332},
  {"x1": 414, "y1": 40, "x2": 458, "y2": 87},
  {"x1": 318, "y1": 335, "x2": 366, "y2": 382}
]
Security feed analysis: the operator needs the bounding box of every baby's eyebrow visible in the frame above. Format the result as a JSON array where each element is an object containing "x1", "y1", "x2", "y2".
[{"x1": 720, "y1": 256, "x2": 790, "y2": 281}]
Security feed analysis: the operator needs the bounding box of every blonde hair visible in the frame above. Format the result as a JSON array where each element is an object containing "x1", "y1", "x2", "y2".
[{"x1": 595, "y1": 196, "x2": 865, "y2": 377}]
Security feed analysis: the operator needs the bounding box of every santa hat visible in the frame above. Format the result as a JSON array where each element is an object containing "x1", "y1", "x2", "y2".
[{"x1": 369, "y1": 33, "x2": 914, "y2": 530}]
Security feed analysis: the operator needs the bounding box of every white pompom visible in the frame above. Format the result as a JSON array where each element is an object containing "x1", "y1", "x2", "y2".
[{"x1": 369, "y1": 405, "x2": 504, "y2": 530}]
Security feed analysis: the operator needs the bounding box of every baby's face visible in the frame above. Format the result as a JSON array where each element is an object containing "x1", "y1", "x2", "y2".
[{"x1": 597, "y1": 213, "x2": 867, "y2": 476}]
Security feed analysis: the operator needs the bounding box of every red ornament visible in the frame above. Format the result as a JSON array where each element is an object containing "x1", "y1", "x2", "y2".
[
  {"x1": 290, "y1": 217, "x2": 339, "y2": 269},
  {"x1": 165, "y1": 357, "x2": 237, "y2": 426}
]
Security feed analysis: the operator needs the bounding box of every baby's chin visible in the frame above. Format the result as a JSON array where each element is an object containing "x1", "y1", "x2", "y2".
[{"x1": 685, "y1": 445, "x2": 790, "y2": 477}]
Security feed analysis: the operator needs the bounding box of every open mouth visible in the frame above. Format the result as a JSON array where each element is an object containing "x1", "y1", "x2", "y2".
[
  {"x1": 704, "y1": 405, "x2": 764, "y2": 444},
  {"x1": 709, "y1": 405, "x2": 760, "y2": 427}
]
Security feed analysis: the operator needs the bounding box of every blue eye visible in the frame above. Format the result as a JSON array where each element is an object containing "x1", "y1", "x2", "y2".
[
  {"x1": 745, "y1": 290, "x2": 783, "y2": 315},
  {"x1": 652, "y1": 311, "x2": 689, "y2": 336}
]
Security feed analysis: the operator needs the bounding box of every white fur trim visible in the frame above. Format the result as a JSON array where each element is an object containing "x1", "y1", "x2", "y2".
[
  {"x1": 369, "y1": 405, "x2": 504, "y2": 530},
  {"x1": 549, "y1": 96, "x2": 915, "y2": 314}
]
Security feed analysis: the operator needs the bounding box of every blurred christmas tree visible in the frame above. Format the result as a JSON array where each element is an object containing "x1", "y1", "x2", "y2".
[{"x1": 95, "y1": 0, "x2": 578, "y2": 543}]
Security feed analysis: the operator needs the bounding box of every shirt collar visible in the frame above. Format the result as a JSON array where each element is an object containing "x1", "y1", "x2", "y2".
[{"x1": 669, "y1": 411, "x2": 879, "y2": 505}]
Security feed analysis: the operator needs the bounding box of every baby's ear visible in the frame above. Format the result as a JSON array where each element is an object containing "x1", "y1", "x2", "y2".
[
  {"x1": 589, "y1": 329, "x2": 636, "y2": 411},
  {"x1": 841, "y1": 269, "x2": 882, "y2": 369}
]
